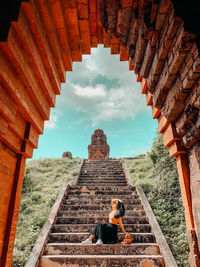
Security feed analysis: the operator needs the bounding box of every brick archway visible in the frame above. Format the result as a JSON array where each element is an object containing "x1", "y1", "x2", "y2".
[{"x1": 0, "y1": 0, "x2": 200, "y2": 266}]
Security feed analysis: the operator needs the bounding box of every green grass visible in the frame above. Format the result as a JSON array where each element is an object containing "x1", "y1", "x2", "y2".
[
  {"x1": 12, "y1": 157, "x2": 81, "y2": 267},
  {"x1": 125, "y1": 133, "x2": 189, "y2": 266}
]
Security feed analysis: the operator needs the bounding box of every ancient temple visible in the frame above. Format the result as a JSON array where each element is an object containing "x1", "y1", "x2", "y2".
[{"x1": 88, "y1": 129, "x2": 110, "y2": 159}]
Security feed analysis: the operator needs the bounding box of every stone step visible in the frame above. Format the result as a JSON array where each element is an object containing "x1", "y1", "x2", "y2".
[
  {"x1": 67, "y1": 184, "x2": 133, "y2": 193},
  {"x1": 63, "y1": 198, "x2": 140, "y2": 206},
  {"x1": 65, "y1": 191, "x2": 138, "y2": 196},
  {"x1": 79, "y1": 176, "x2": 125, "y2": 178},
  {"x1": 80, "y1": 172, "x2": 124, "y2": 175},
  {"x1": 64, "y1": 199, "x2": 141, "y2": 206},
  {"x1": 81, "y1": 171, "x2": 124, "y2": 173},
  {"x1": 57, "y1": 210, "x2": 146, "y2": 217},
  {"x1": 82, "y1": 167, "x2": 122, "y2": 169},
  {"x1": 61, "y1": 203, "x2": 142, "y2": 210},
  {"x1": 77, "y1": 182, "x2": 128, "y2": 186},
  {"x1": 80, "y1": 170, "x2": 123, "y2": 173},
  {"x1": 55, "y1": 217, "x2": 149, "y2": 224},
  {"x1": 77, "y1": 181, "x2": 127, "y2": 185},
  {"x1": 67, "y1": 190, "x2": 136, "y2": 196},
  {"x1": 79, "y1": 174, "x2": 125, "y2": 178},
  {"x1": 52, "y1": 224, "x2": 152, "y2": 233},
  {"x1": 44, "y1": 243, "x2": 160, "y2": 256},
  {"x1": 68, "y1": 185, "x2": 133, "y2": 191},
  {"x1": 82, "y1": 164, "x2": 122, "y2": 166},
  {"x1": 48, "y1": 233, "x2": 156, "y2": 243},
  {"x1": 83, "y1": 161, "x2": 121, "y2": 164},
  {"x1": 60, "y1": 205, "x2": 143, "y2": 213},
  {"x1": 80, "y1": 174, "x2": 124, "y2": 176},
  {"x1": 78, "y1": 178, "x2": 127, "y2": 182},
  {"x1": 63, "y1": 200, "x2": 141, "y2": 208},
  {"x1": 39, "y1": 255, "x2": 164, "y2": 267},
  {"x1": 66, "y1": 191, "x2": 137, "y2": 197},
  {"x1": 65, "y1": 196, "x2": 140, "y2": 202},
  {"x1": 65, "y1": 194, "x2": 139, "y2": 200},
  {"x1": 78, "y1": 180, "x2": 127, "y2": 186}
]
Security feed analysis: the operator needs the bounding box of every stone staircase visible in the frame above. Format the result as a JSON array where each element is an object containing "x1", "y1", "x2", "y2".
[{"x1": 34, "y1": 159, "x2": 175, "y2": 266}]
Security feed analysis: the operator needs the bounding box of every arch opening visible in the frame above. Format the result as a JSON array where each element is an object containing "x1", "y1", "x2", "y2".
[{"x1": 33, "y1": 45, "x2": 157, "y2": 160}]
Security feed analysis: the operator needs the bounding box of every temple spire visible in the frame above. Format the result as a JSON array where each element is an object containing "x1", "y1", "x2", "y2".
[{"x1": 88, "y1": 129, "x2": 110, "y2": 159}]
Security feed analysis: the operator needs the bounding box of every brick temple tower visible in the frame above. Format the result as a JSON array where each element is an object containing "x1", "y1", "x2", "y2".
[{"x1": 88, "y1": 129, "x2": 110, "y2": 159}]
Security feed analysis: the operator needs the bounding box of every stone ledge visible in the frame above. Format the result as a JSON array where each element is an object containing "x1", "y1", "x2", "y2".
[{"x1": 136, "y1": 185, "x2": 178, "y2": 267}]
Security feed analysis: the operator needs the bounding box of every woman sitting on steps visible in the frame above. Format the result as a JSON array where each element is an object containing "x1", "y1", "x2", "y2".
[{"x1": 82, "y1": 198, "x2": 126, "y2": 245}]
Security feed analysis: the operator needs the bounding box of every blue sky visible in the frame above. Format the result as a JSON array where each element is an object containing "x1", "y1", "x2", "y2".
[{"x1": 32, "y1": 45, "x2": 157, "y2": 160}]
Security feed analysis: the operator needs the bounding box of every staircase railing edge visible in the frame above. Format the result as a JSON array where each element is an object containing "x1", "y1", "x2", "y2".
[
  {"x1": 73, "y1": 158, "x2": 84, "y2": 185},
  {"x1": 121, "y1": 158, "x2": 131, "y2": 185},
  {"x1": 136, "y1": 185, "x2": 178, "y2": 267}
]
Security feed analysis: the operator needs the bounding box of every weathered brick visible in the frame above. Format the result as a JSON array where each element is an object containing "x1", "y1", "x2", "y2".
[
  {"x1": 163, "y1": 123, "x2": 180, "y2": 147},
  {"x1": 151, "y1": 106, "x2": 160, "y2": 119},
  {"x1": 169, "y1": 140, "x2": 187, "y2": 157},
  {"x1": 146, "y1": 91, "x2": 153, "y2": 106},
  {"x1": 158, "y1": 114, "x2": 169, "y2": 133},
  {"x1": 141, "y1": 78, "x2": 148, "y2": 94}
]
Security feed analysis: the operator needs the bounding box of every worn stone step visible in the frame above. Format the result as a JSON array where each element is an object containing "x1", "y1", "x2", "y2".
[
  {"x1": 79, "y1": 175, "x2": 125, "y2": 178},
  {"x1": 78, "y1": 178, "x2": 127, "y2": 182},
  {"x1": 48, "y1": 233, "x2": 156, "y2": 243},
  {"x1": 61, "y1": 203, "x2": 142, "y2": 211},
  {"x1": 66, "y1": 191, "x2": 137, "y2": 197},
  {"x1": 81, "y1": 171, "x2": 123, "y2": 173},
  {"x1": 44, "y1": 243, "x2": 160, "y2": 256},
  {"x1": 65, "y1": 194, "x2": 139, "y2": 200},
  {"x1": 39, "y1": 255, "x2": 164, "y2": 267},
  {"x1": 81, "y1": 171, "x2": 124, "y2": 173},
  {"x1": 68, "y1": 185, "x2": 133, "y2": 191},
  {"x1": 64, "y1": 199, "x2": 141, "y2": 206},
  {"x1": 82, "y1": 164, "x2": 121, "y2": 166},
  {"x1": 65, "y1": 196, "x2": 139, "y2": 202},
  {"x1": 81, "y1": 166, "x2": 123, "y2": 168},
  {"x1": 77, "y1": 181, "x2": 127, "y2": 185},
  {"x1": 64, "y1": 198, "x2": 141, "y2": 205},
  {"x1": 63, "y1": 199, "x2": 141, "y2": 207},
  {"x1": 61, "y1": 205, "x2": 142, "y2": 212},
  {"x1": 56, "y1": 217, "x2": 149, "y2": 225},
  {"x1": 78, "y1": 181, "x2": 128, "y2": 187},
  {"x1": 80, "y1": 173, "x2": 124, "y2": 176},
  {"x1": 77, "y1": 183, "x2": 128, "y2": 187},
  {"x1": 57, "y1": 210, "x2": 146, "y2": 217},
  {"x1": 79, "y1": 172, "x2": 125, "y2": 174},
  {"x1": 65, "y1": 191, "x2": 135, "y2": 196},
  {"x1": 52, "y1": 224, "x2": 152, "y2": 233}
]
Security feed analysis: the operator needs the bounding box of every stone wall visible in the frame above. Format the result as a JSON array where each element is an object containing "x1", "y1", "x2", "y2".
[{"x1": 189, "y1": 142, "x2": 200, "y2": 250}]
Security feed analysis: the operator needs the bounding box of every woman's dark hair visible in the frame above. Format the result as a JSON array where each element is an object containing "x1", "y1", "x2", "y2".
[{"x1": 114, "y1": 201, "x2": 125, "y2": 218}]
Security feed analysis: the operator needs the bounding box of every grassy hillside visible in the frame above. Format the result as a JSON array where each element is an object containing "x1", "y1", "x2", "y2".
[
  {"x1": 12, "y1": 157, "x2": 81, "y2": 267},
  {"x1": 125, "y1": 133, "x2": 189, "y2": 266}
]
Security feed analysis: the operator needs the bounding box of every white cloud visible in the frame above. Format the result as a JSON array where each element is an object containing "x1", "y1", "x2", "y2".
[
  {"x1": 54, "y1": 45, "x2": 147, "y2": 127},
  {"x1": 74, "y1": 84, "x2": 106, "y2": 98},
  {"x1": 44, "y1": 112, "x2": 58, "y2": 129}
]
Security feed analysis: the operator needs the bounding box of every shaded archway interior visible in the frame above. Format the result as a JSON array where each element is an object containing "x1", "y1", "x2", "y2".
[{"x1": 0, "y1": 0, "x2": 200, "y2": 266}]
